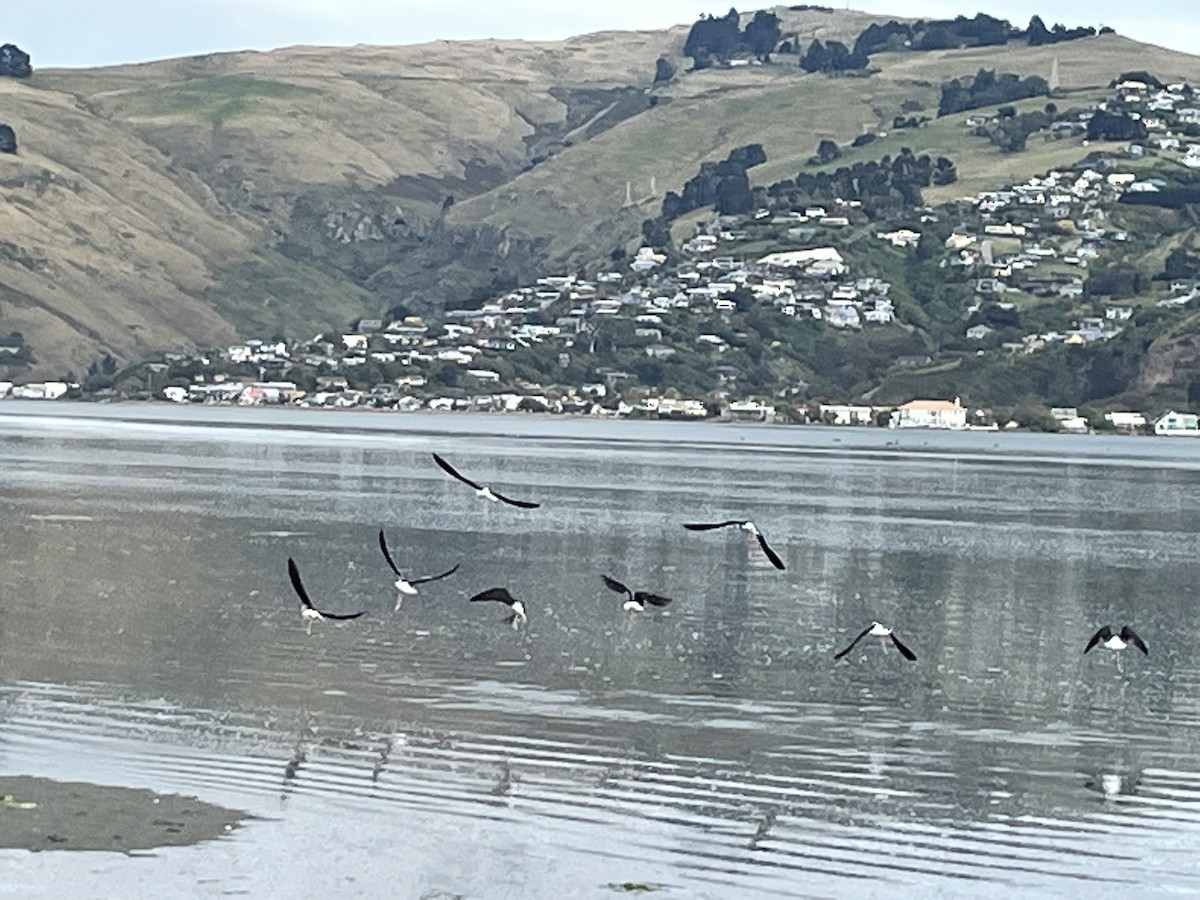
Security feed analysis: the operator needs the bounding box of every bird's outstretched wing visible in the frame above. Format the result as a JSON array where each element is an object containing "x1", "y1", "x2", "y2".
[
  {"x1": 755, "y1": 532, "x2": 786, "y2": 570},
  {"x1": 432, "y1": 452, "x2": 483, "y2": 491},
  {"x1": 1121, "y1": 625, "x2": 1149, "y2": 656},
  {"x1": 601, "y1": 574, "x2": 631, "y2": 597},
  {"x1": 634, "y1": 592, "x2": 673, "y2": 608},
  {"x1": 288, "y1": 557, "x2": 365, "y2": 620},
  {"x1": 378, "y1": 529, "x2": 403, "y2": 577},
  {"x1": 410, "y1": 563, "x2": 460, "y2": 586},
  {"x1": 288, "y1": 557, "x2": 315, "y2": 610},
  {"x1": 834, "y1": 626, "x2": 874, "y2": 660},
  {"x1": 490, "y1": 489, "x2": 540, "y2": 509},
  {"x1": 683, "y1": 520, "x2": 744, "y2": 531},
  {"x1": 1084, "y1": 625, "x2": 1113, "y2": 654},
  {"x1": 469, "y1": 587, "x2": 517, "y2": 606},
  {"x1": 889, "y1": 632, "x2": 917, "y2": 661}
]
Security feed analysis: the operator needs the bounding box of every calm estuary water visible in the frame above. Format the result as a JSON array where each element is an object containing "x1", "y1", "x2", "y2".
[{"x1": 2, "y1": 402, "x2": 1200, "y2": 898}]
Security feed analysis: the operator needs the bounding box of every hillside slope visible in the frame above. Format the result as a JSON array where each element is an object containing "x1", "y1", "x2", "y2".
[{"x1": 2, "y1": 8, "x2": 1199, "y2": 378}]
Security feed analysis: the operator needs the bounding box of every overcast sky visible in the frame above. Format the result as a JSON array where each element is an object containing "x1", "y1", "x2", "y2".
[{"x1": 5, "y1": 2, "x2": 1196, "y2": 69}]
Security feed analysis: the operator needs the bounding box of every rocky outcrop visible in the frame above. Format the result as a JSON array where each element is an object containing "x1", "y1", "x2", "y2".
[
  {"x1": 0, "y1": 44, "x2": 32, "y2": 78},
  {"x1": 0, "y1": 124, "x2": 15, "y2": 154}
]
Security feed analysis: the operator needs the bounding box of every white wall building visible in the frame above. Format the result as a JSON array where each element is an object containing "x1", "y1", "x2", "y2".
[{"x1": 891, "y1": 398, "x2": 967, "y2": 430}]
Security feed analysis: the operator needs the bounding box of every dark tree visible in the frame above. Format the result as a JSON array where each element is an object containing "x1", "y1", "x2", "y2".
[
  {"x1": 853, "y1": 20, "x2": 912, "y2": 57},
  {"x1": 714, "y1": 172, "x2": 753, "y2": 214},
  {"x1": 654, "y1": 56, "x2": 676, "y2": 83},
  {"x1": 641, "y1": 217, "x2": 671, "y2": 247},
  {"x1": 802, "y1": 39, "x2": 868, "y2": 73},
  {"x1": 0, "y1": 123, "x2": 15, "y2": 154},
  {"x1": 743, "y1": 10, "x2": 782, "y2": 60},
  {"x1": 1109, "y1": 70, "x2": 1163, "y2": 88},
  {"x1": 811, "y1": 138, "x2": 841, "y2": 165},
  {"x1": 1026, "y1": 15, "x2": 1052, "y2": 45},
  {"x1": 0, "y1": 44, "x2": 31, "y2": 78},
  {"x1": 683, "y1": 9, "x2": 741, "y2": 68},
  {"x1": 938, "y1": 69, "x2": 1049, "y2": 116},
  {"x1": 1087, "y1": 109, "x2": 1149, "y2": 141}
]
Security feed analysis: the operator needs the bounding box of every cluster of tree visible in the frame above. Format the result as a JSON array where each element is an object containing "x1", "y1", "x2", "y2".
[
  {"x1": 1119, "y1": 187, "x2": 1200, "y2": 210},
  {"x1": 683, "y1": 9, "x2": 782, "y2": 68},
  {"x1": 850, "y1": 14, "x2": 1096, "y2": 58},
  {"x1": 892, "y1": 115, "x2": 929, "y2": 130},
  {"x1": 1025, "y1": 16, "x2": 1096, "y2": 46},
  {"x1": 938, "y1": 69, "x2": 1049, "y2": 117},
  {"x1": 854, "y1": 14, "x2": 1014, "y2": 54},
  {"x1": 0, "y1": 43, "x2": 31, "y2": 78},
  {"x1": 767, "y1": 149, "x2": 956, "y2": 216},
  {"x1": 1109, "y1": 71, "x2": 1164, "y2": 89},
  {"x1": 1161, "y1": 247, "x2": 1200, "y2": 282},
  {"x1": 1086, "y1": 109, "x2": 1149, "y2": 141},
  {"x1": 808, "y1": 138, "x2": 841, "y2": 166},
  {"x1": 0, "y1": 123, "x2": 15, "y2": 154},
  {"x1": 653, "y1": 144, "x2": 768, "y2": 227},
  {"x1": 976, "y1": 107, "x2": 1055, "y2": 153},
  {"x1": 1084, "y1": 263, "x2": 1152, "y2": 297},
  {"x1": 799, "y1": 39, "x2": 868, "y2": 73},
  {"x1": 0, "y1": 330, "x2": 32, "y2": 368}
]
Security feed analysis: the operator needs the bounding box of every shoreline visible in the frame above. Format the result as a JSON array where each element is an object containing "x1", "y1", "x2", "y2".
[{"x1": 4, "y1": 398, "x2": 1200, "y2": 468}]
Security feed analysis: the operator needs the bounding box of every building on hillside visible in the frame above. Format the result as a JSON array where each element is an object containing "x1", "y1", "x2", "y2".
[
  {"x1": 1154, "y1": 410, "x2": 1200, "y2": 436},
  {"x1": 818, "y1": 404, "x2": 874, "y2": 425},
  {"x1": 891, "y1": 398, "x2": 967, "y2": 430},
  {"x1": 1105, "y1": 411, "x2": 1146, "y2": 432}
]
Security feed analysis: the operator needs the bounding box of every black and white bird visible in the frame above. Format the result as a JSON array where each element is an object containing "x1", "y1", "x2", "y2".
[
  {"x1": 833, "y1": 622, "x2": 917, "y2": 661},
  {"x1": 1084, "y1": 625, "x2": 1149, "y2": 656},
  {"x1": 468, "y1": 587, "x2": 528, "y2": 628},
  {"x1": 600, "y1": 574, "x2": 673, "y2": 612},
  {"x1": 432, "y1": 452, "x2": 540, "y2": 509},
  {"x1": 682, "y1": 520, "x2": 785, "y2": 570},
  {"x1": 378, "y1": 529, "x2": 460, "y2": 610},
  {"x1": 287, "y1": 557, "x2": 367, "y2": 635}
]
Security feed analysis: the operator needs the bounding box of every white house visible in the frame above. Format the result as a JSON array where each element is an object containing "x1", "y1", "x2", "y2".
[
  {"x1": 1105, "y1": 411, "x2": 1146, "y2": 431},
  {"x1": 819, "y1": 404, "x2": 874, "y2": 425},
  {"x1": 891, "y1": 398, "x2": 967, "y2": 430},
  {"x1": 1154, "y1": 410, "x2": 1200, "y2": 436}
]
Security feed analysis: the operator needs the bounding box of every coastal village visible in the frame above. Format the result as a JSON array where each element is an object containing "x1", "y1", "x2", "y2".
[{"x1": 4, "y1": 75, "x2": 1200, "y2": 435}]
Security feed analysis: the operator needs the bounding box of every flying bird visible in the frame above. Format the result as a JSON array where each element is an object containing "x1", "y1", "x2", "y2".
[
  {"x1": 600, "y1": 574, "x2": 673, "y2": 612},
  {"x1": 468, "y1": 587, "x2": 528, "y2": 628},
  {"x1": 287, "y1": 557, "x2": 367, "y2": 635},
  {"x1": 1084, "y1": 625, "x2": 1149, "y2": 656},
  {"x1": 378, "y1": 529, "x2": 460, "y2": 610},
  {"x1": 682, "y1": 520, "x2": 785, "y2": 570},
  {"x1": 432, "y1": 452, "x2": 539, "y2": 509},
  {"x1": 834, "y1": 622, "x2": 917, "y2": 661}
]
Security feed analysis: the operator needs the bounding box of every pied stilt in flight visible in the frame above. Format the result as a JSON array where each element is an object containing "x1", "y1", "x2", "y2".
[
  {"x1": 377, "y1": 528, "x2": 460, "y2": 610},
  {"x1": 432, "y1": 452, "x2": 539, "y2": 508},
  {"x1": 600, "y1": 573, "x2": 673, "y2": 612},
  {"x1": 683, "y1": 519, "x2": 785, "y2": 570},
  {"x1": 287, "y1": 557, "x2": 366, "y2": 635},
  {"x1": 833, "y1": 621, "x2": 917, "y2": 661}
]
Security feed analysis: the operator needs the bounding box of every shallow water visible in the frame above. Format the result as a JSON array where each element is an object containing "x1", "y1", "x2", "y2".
[{"x1": 1, "y1": 403, "x2": 1199, "y2": 897}]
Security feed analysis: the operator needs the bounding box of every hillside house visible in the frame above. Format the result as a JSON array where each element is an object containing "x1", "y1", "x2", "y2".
[
  {"x1": 1105, "y1": 411, "x2": 1147, "y2": 431},
  {"x1": 891, "y1": 398, "x2": 967, "y2": 430},
  {"x1": 818, "y1": 404, "x2": 873, "y2": 425},
  {"x1": 1155, "y1": 410, "x2": 1200, "y2": 436}
]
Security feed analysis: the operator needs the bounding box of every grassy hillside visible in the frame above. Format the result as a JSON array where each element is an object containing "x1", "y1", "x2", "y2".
[{"x1": 2, "y1": 8, "x2": 1200, "y2": 378}]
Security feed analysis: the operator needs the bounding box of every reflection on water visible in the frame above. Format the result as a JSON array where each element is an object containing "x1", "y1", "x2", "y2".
[{"x1": 2, "y1": 408, "x2": 1200, "y2": 896}]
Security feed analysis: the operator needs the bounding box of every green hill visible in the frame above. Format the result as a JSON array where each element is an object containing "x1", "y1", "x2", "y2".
[{"x1": 2, "y1": 8, "x2": 1199, "y2": 379}]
